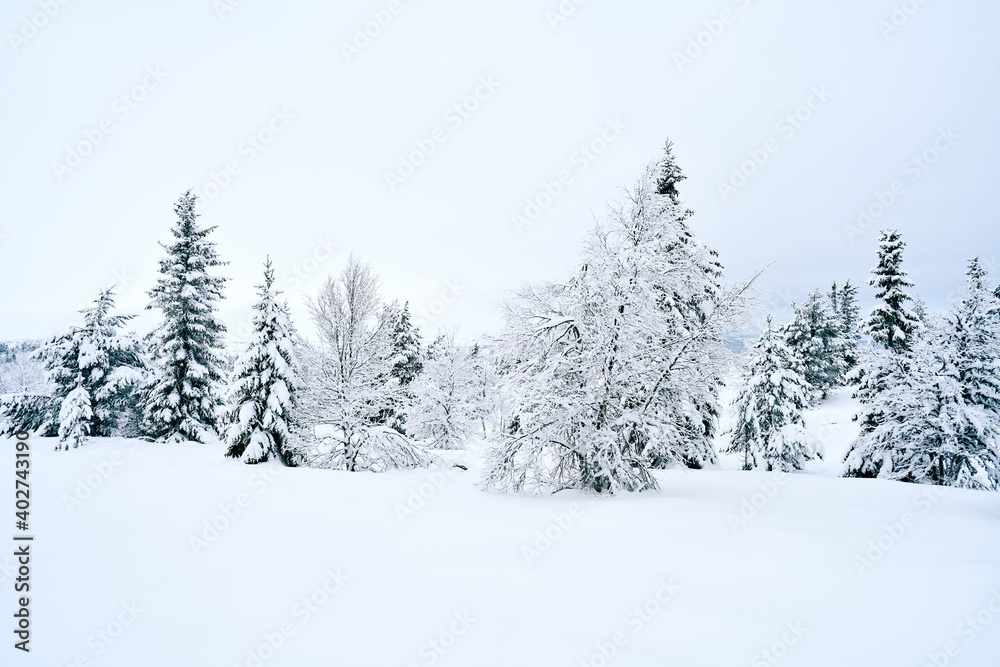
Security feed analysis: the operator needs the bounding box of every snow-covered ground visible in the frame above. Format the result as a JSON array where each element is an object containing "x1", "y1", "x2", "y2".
[{"x1": 6, "y1": 390, "x2": 1000, "y2": 666}]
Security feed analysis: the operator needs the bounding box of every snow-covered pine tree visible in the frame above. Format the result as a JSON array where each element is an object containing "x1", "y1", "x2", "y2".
[
  {"x1": 29, "y1": 287, "x2": 145, "y2": 441},
  {"x1": 725, "y1": 317, "x2": 817, "y2": 471},
  {"x1": 411, "y1": 329, "x2": 481, "y2": 449},
  {"x1": 948, "y1": 258, "x2": 1000, "y2": 413},
  {"x1": 483, "y1": 151, "x2": 757, "y2": 495},
  {"x1": 57, "y1": 382, "x2": 93, "y2": 451},
  {"x1": 294, "y1": 255, "x2": 430, "y2": 471},
  {"x1": 835, "y1": 280, "x2": 861, "y2": 373},
  {"x1": 654, "y1": 140, "x2": 727, "y2": 467},
  {"x1": 142, "y1": 191, "x2": 229, "y2": 443},
  {"x1": 852, "y1": 230, "x2": 922, "y2": 433},
  {"x1": 864, "y1": 229, "x2": 921, "y2": 353},
  {"x1": 782, "y1": 289, "x2": 847, "y2": 400},
  {"x1": 843, "y1": 322, "x2": 1000, "y2": 489},
  {"x1": 390, "y1": 302, "x2": 424, "y2": 386},
  {"x1": 379, "y1": 302, "x2": 424, "y2": 434},
  {"x1": 221, "y1": 258, "x2": 298, "y2": 465}
]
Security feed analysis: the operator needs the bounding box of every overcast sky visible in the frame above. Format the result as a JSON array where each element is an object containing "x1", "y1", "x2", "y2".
[{"x1": 1, "y1": 0, "x2": 998, "y2": 343}]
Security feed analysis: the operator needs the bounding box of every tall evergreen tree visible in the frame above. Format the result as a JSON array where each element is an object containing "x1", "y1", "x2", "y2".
[
  {"x1": 948, "y1": 258, "x2": 1000, "y2": 413},
  {"x1": 864, "y1": 229, "x2": 920, "y2": 353},
  {"x1": 221, "y1": 258, "x2": 298, "y2": 465},
  {"x1": 782, "y1": 290, "x2": 847, "y2": 400},
  {"x1": 844, "y1": 326, "x2": 1000, "y2": 489},
  {"x1": 653, "y1": 140, "x2": 727, "y2": 468},
  {"x1": 390, "y1": 302, "x2": 424, "y2": 386},
  {"x1": 726, "y1": 318, "x2": 817, "y2": 471},
  {"x1": 30, "y1": 287, "x2": 145, "y2": 440},
  {"x1": 837, "y1": 280, "x2": 861, "y2": 372},
  {"x1": 143, "y1": 190, "x2": 229, "y2": 443}
]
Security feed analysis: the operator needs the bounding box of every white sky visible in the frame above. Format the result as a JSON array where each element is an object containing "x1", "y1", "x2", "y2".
[{"x1": 1, "y1": 0, "x2": 998, "y2": 342}]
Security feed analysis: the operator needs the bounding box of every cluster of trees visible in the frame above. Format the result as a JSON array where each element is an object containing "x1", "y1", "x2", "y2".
[
  {"x1": 2, "y1": 144, "x2": 998, "y2": 494},
  {"x1": 0, "y1": 192, "x2": 490, "y2": 471},
  {"x1": 727, "y1": 229, "x2": 1000, "y2": 490}
]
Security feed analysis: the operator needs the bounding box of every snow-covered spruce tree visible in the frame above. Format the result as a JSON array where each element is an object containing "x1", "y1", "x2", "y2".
[
  {"x1": 843, "y1": 323, "x2": 1000, "y2": 489},
  {"x1": 864, "y1": 229, "x2": 921, "y2": 353},
  {"x1": 725, "y1": 318, "x2": 817, "y2": 471},
  {"x1": 57, "y1": 382, "x2": 93, "y2": 451},
  {"x1": 390, "y1": 302, "x2": 424, "y2": 386},
  {"x1": 411, "y1": 329, "x2": 481, "y2": 449},
  {"x1": 833, "y1": 280, "x2": 861, "y2": 374},
  {"x1": 221, "y1": 258, "x2": 298, "y2": 465},
  {"x1": 379, "y1": 302, "x2": 424, "y2": 434},
  {"x1": 851, "y1": 230, "x2": 922, "y2": 434},
  {"x1": 294, "y1": 255, "x2": 430, "y2": 471},
  {"x1": 947, "y1": 258, "x2": 1000, "y2": 413},
  {"x1": 21, "y1": 288, "x2": 145, "y2": 442},
  {"x1": 142, "y1": 191, "x2": 229, "y2": 443},
  {"x1": 653, "y1": 141, "x2": 727, "y2": 467},
  {"x1": 483, "y1": 153, "x2": 757, "y2": 495},
  {"x1": 782, "y1": 289, "x2": 847, "y2": 400}
]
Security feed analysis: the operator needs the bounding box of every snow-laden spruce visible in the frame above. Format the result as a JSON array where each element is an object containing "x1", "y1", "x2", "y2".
[
  {"x1": 142, "y1": 191, "x2": 229, "y2": 443},
  {"x1": 864, "y1": 229, "x2": 921, "y2": 354},
  {"x1": 410, "y1": 330, "x2": 482, "y2": 449},
  {"x1": 294, "y1": 255, "x2": 431, "y2": 471},
  {"x1": 57, "y1": 383, "x2": 93, "y2": 450},
  {"x1": 851, "y1": 229, "x2": 923, "y2": 433},
  {"x1": 1, "y1": 288, "x2": 145, "y2": 440},
  {"x1": 221, "y1": 259, "x2": 298, "y2": 465},
  {"x1": 726, "y1": 318, "x2": 818, "y2": 471},
  {"x1": 381, "y1": 302, "x2": 424, "y2": 434},
  {"x1": 948, "y1": 258, "x2": 1000, "y2": 414},
  {"x1": 782, "y1": 289, "x2": 847, "y2": 400},
  {"x1": 843, "y1": 326, "x2": 1000, "y2": 489},
  {"x1": 845, "y1": 256, "x2": 1000, "y2": 488},
  {"x1": 483, "y1": 145, "x2": 757, "y2": 494},
  {"x1": 829, "y1": 280, "x2": 861, "y2": 374}
]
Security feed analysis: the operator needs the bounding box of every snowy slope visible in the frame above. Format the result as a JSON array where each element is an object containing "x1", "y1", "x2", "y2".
[{"x1": 5, "y1": 391, "x2": 1000, "y2": 667}]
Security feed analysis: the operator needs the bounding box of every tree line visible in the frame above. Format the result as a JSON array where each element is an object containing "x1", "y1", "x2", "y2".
[{"x1": 2, "y1": 142, "x2": 998, "y2": 493}]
